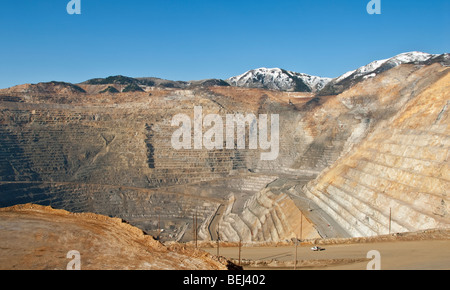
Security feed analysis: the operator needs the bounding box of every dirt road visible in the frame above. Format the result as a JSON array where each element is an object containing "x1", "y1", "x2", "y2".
[{"x1": 202, "y1": 239, "x2": 450, "y2": 270}]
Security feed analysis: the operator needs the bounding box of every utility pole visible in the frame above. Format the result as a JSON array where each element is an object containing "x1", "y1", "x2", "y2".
[
  {"x1": 193, "y1": 213, "x2": 195, "y2": 246},
  {"x1": 195, "y1": 211, "x2": 198, "y2": 248},
  {"x1": 300, "y1": 213, "x2": 303, "y2": 241},
  {"x1": 158, "y1": 214, "x2": 161, "y2": 240},
  {"x1": 389, "y1": 208, "x2": 392, "y2": 235},
  {"x1": 238, "y1": 239, "x2": 242, "y2": 267},
  {"x1": 294, "y1": 236, "x2": 298, "y2": 270},
  {"x1": 216, "y1": 229, "x2": 220, "y2": 257}
]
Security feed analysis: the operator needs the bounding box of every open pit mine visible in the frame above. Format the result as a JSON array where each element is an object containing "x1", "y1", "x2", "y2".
[{"x1": 0, "y1": 52, "x2": 449, "y2": 269}]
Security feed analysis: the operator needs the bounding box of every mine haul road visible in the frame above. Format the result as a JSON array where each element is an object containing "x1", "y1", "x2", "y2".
[{"x1": 202, "y1": 239, "x2": 450, "y2": 270}]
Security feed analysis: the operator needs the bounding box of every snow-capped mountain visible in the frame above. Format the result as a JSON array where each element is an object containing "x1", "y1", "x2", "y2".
[
  {"x1": 319, "y1": 51, "x2": 439, "y2": 95},
  {"x1": 226, "y1": 68, "x2": 332, "y2": 93},
  {"x1": 70, "y1": 51, "x2": 449, "y2": 96},
  {"x1": 337, "y1": 51, "x2": 434, "y2": 82}
]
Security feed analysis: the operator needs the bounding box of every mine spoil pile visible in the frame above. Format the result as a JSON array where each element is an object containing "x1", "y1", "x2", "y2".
[
  {"x1": 0, "y1": 56, "x2": 449, "y2": 269},
  {"x1": 0, "y1": 203, "x2": 232, "y2": 270}
]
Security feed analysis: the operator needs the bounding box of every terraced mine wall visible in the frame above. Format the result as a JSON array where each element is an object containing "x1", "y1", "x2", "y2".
[
  {"x1": 1, "y1": 62, "x2": 449, "y2": 241},
  {"x1": 0, "y1": 84, "x2": 351, "y2": 241},
  {"x1": 0, "y1": 89, "x2": 321, "y2": 241},
  {"x1": 303, "y1": 65, "x2": 450, "y2": 237}
]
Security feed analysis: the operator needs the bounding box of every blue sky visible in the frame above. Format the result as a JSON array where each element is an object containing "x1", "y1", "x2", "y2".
[{"x1": 0, "y1": 0, "x2": 448, "y2": 88}]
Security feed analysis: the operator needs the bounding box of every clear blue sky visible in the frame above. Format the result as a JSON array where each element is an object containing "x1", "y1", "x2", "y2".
[{"x1": 0, "y1": 0, "x2": 448, "y2": 88}]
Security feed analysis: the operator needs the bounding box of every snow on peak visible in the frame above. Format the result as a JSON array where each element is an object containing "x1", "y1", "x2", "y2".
[
  {"x1": 335, "y1": 51, "x2": 436, "y2": 83},
  {"x1": 227, "y1": 52, "x2": 439, "y2": 95},
  {"x1": 226, "y1": 68, "x2": 331, "y2": 92},
  {"x1": 390, "y1": 51, "x2": 435, "y2": 63}
]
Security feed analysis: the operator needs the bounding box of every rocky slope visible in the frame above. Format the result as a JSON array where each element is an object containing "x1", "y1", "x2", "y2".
[
  {"x1": 319, "y1": 51, "x2": 449, "y2": 95},
  {"x1": 217, "y1": 178, "x2": 322, "y2": 243},
  {"x1": 0, "y1": 204, "x2": 232, "y2": 270},
  {"x1": 303, "y1": 63, "x2": 450, "y2": 237}
]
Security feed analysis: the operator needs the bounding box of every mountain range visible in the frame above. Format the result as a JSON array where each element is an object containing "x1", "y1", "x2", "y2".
[
  {"x1": 7, "y1": 51, "x2": 449, "y2": 95},
  {"x1": 318, "y1": 51, "x2": 449, "y2": 95}
]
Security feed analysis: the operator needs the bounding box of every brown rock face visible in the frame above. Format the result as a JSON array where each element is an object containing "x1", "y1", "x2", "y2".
[
  {"x1": 304, "y1": 65, "x2": 450, "y2": 236},
  {"x1": 0, "y1": 58, "x2": 448, "y2": 248},
  {"x1": 0, "y1": 204, "x2": 229, "y2": 270}
]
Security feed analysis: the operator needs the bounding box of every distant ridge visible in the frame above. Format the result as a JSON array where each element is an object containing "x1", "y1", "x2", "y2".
[
  {"x1": 5, "y1": 51, "x2": 447, "y2": 95},
  {"x1": 318, "y1": 51, "x2": 449, "y2": 95},
  {"x1": 81, "y1": 75, "x2": 230, "y2": 90}
]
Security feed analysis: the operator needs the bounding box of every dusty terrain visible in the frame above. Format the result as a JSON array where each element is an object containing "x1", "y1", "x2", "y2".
[
  {"x1": 0, "y1": 204, "x2": 232, "y2": 270},
  {"x1": 1, "y1": 202, "x2": 447, "y2": 270},
  {"x1": 202, "y1": 229, "x2": 450, "y2": 270}
]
